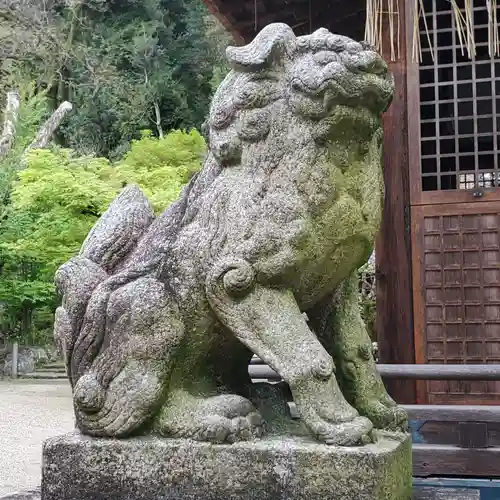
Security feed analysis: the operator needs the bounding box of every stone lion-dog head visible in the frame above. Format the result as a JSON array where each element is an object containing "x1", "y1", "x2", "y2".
[{"x1": 205, "y1": 23, "x2": 394, "y2": 171}]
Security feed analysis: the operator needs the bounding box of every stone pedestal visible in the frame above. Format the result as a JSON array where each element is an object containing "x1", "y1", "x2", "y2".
[{"x1": 42, "y1": 431, "x2": 411, "y2": 500}]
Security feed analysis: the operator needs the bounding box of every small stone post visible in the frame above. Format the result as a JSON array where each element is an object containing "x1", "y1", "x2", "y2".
[{"x1": 11, "y1": 341, "x2": 18, "y2": 377}]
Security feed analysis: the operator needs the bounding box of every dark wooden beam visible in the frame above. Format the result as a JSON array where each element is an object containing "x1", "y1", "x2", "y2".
[
  {"x1": 413, "y1": 444, "x2": 500, "y2": 478},
  {"x1": 203, "y1": 0, "x2": 245, "y2": 44},
  {"x1": 376, "y1": 0, "x2": 416, "y2": 404},
  {"x1": 222, "y1": 0, "x2": 366, "y2": 41}
]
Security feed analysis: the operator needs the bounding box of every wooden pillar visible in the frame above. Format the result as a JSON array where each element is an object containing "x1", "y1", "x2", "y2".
[{"x1": 376, "y1": 0, "x2": 417, "y2": 404}]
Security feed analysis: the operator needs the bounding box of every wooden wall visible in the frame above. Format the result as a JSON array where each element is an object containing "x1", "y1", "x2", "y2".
[{"x1": 375, "y1": 0, "x2": 417, "y2": 404}]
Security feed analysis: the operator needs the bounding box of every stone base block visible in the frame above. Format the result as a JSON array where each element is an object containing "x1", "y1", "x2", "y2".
[{"x1": 42, "y1": 431, "x2": 412, "y2": 500}]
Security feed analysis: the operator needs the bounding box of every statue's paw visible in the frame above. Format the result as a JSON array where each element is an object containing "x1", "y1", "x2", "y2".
[
  {"x1": 158, "y1": 393, "x2": 265, "y2": 443},
  {"x1": 228, "y1": 411, "x2": 265, "y2": 442},
  {"x1": 355, "y1": 398, "x2": 408, "y2": 432},
  {"x1": 193, "y1": 411, "x2": 264, "y2": 443},
  {"x1": 308, "y1": 415, "x2": 373, "y2": 446}
]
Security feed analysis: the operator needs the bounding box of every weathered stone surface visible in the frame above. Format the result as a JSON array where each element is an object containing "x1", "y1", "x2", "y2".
[
  {"x1": 0, "y1": 490, "x2": 40, "y2": 500},
  {"x1": 4, "y1": 486, "x2": 485, "y2": 500},
  {"x1": 53, "y1": 20, "x2": 406, "y2": 450},
  {"x1": 5, "y1": 485, "x2": 483, "y2": 500},
  {"x1": 42, "y1": 431, "x2": 411, "y2": 500},
  {"x1": 2, "y1": 348, "x2": 35, "y2": 376}
]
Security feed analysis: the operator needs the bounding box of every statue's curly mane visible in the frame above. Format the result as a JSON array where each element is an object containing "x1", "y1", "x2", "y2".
[
  {"x1": 171, "y1": 24, "x2": 393, "y2": 265},
  {"x1": 204, "y1": 24, "x2": 392, "y2": 167}
]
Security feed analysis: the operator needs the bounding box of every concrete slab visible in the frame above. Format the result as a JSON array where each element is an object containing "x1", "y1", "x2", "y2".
[{"x1": 0, "y1": 380, "x2": 73, "y2": 496}]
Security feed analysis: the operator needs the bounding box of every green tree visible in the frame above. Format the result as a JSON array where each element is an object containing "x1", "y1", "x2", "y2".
[
  {"x1": 115, "y1": 129, "x2": 205, "y2": 211},
  {"x1": 4, "y1": 0, "x2": 232, "y2": 157},
  {"x1": 0, "y1": 147, "x2": 118, "y2": 342},
  {"x1": 0, "y1": 128, "x2": 205, "y2": 343}
]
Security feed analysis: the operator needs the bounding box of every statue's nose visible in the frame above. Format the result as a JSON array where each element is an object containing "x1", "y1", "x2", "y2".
[{"x1": 342, "y1": 50, "x2": 388, "y2": 76}]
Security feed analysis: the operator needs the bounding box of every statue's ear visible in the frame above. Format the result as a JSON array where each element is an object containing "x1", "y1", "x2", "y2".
[{"x1": 226, "y1": 23, "x2": 296, "y2": 71}]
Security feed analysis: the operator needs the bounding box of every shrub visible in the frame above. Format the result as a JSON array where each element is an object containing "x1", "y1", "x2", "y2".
[
  {"x1": 114, "y1": 129, "x2": 206, "y2": 212},
  {"x1": 0, "y1": 128, "x2": 206, "y2": 345}
]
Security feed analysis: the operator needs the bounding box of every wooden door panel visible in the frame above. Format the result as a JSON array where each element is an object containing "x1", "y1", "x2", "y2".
[{"x1": 412, "y1": 203, "x2": 500, "y2": 404}]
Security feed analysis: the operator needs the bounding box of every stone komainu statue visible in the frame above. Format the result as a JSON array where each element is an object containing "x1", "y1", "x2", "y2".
[{"x1": 55, "y1": 23, "x2": 407, "y2": 445}]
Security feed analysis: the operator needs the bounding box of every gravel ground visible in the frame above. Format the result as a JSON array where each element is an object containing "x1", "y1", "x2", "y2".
[{"x1": 0, "y1": 379, "x2": 73, "y2": 496}]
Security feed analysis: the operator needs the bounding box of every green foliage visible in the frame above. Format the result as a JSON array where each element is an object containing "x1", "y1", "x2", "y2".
[
  {"x1": 4, "y1": 0, "x2": 234, "y2": 156},
  {"x1": 204, "y1": 16, "x2": 233, "y2": 92},
  {"x1": 115, "y1": 129, "x2": 205, "y2": 211},
  {"x1": 1, "y1": 0, "x2": 226, "y2": 345},
  {"x1": 0, "y1": 87, "x2": 49, "y2": 210},
  {"x1": 5, "y1": 0, "x2": 231, "y2": 157},
  {"x1": 0, "y1": 125, "x2": 205, "y2": 344},
  {"x1": 8, "y1": 149, "x2": 119, "y2": 270}
]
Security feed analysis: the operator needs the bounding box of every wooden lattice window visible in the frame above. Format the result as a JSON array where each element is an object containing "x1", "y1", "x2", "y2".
[{"x1": 419, "y1": 1, "x2": 500, "y2": 192}]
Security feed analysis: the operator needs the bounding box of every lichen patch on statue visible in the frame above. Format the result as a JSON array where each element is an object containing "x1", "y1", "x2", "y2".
[{"x1": 54, "y1": 23, "x2": 406, "y2": 445}]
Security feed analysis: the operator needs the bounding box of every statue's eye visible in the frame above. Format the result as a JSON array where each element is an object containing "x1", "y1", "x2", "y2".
[{"x1": 291, "y1": 79, "x2": 303, "y2": 92}]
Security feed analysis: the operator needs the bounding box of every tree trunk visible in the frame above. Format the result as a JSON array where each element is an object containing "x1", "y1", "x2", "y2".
[
  {"x1": 19, "y1": 100, "x2": 73, "y2": 169},
  {"x1": 153, "y1": 101, "x2": 164, "y2": 138},
  {"x1": 27, "y1": 101, "x2": 73, "y2": 151},
  {"x1": 21, "y1": 302, "x2": 33, "y2": 345},
  {"x1": 0, "y1": 90, "x2": 20, "y2": 160}
]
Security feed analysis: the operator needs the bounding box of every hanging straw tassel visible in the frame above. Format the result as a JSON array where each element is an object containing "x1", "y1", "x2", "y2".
[
  {"x1": 365, "y1": 0, "x2": 376, "y2": 47},
  {"x1": 464, "y1": 0, "x2": 476, "y2": 58},
  {"x1": 378, "y1": 0, "x2": 384, "y2": 55},
  {"x1": 486, "y1": 0, "x2": 500, "y2": 57},
  {"x1": 449, "y1": 0, "x2": 468, "y2": 56},
  {"x1": 410, "y1": 0, "x2": 499, "y2": 62},
  {"x1": 487, "y1": 0, "x2": 494, "y2": 56},
  {"x1": 496, "y1": 0, "x2": 500, "y2": 56},
  {"x1": 449, "y1": 0, "x2": 475, "y2": 58},
  {"x1": 364, "y1": 0, "x2": 400, "y2": 60},
  {"x1": 388, "y1": 0, "x2": 395, "y2": 60},
  {"x1": 412, "y1": 0, "x2": 421, "y2": 62},
  {"x1": 412, "y1": 0, "x2": 434, "y2": 62},
  {"x1": 496, "y1": 0, "x2": 500, "y2": 55},
  {"x1": 494, "y1": 0, "x2": 500, "y2": 56}
]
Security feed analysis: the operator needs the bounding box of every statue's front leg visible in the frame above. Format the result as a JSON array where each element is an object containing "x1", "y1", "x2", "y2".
[
  {"x1": 206, "y1": 259, "x2": 372, "y2": 445},
  {"x1": 310, "y1": 272, "x2": 407, "y2": 431}
]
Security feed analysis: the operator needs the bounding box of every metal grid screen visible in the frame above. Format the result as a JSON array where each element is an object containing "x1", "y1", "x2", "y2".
[{"x1": 419, "y1": 1, "x2": 500, "y2": 192}]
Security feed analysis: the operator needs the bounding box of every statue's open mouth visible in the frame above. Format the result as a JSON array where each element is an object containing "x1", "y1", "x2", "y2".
[
  {"x1": 290, "y1": 69, "x2": 393, "y2": 125},
  {"x1": 323, "y1": 72, "x2": 393, "y2": 116}
]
